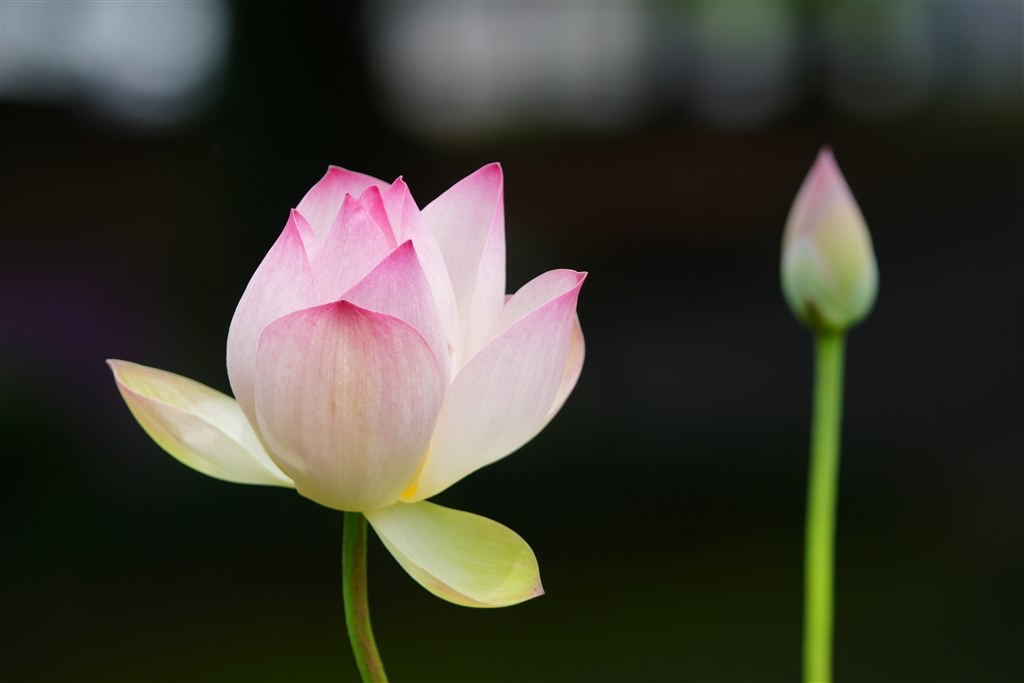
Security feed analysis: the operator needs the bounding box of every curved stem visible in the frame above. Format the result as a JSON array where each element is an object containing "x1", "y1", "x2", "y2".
[
  {"x1": 803, "y1": 332, "x2": 846, "y2": 683},
  {"x1": 343, "y1": 512, "x2": 388, "y2": 683}
]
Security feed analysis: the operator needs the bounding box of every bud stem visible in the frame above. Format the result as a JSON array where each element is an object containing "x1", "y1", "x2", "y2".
[
  {"x1": 343, "y1": 512, "x2": 388, "y2": 683},
  {"x1": 803, "y1": 332, "x2": 846, "y2": 683}
]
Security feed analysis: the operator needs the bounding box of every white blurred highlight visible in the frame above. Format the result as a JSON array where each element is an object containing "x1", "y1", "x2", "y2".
[
  {"x1": 365, "y1": 2, "x2": 651, "y2": 137},
  {"x1": 0, "y1": 0, "x2": 230, "y2": 126}
]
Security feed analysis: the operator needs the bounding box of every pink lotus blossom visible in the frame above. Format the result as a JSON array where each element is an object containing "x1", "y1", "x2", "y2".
[{"x1": 110, "y1": 163, "x2": 585, "y2": 606}]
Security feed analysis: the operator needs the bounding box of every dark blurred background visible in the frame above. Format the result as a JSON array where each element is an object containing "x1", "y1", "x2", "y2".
[{"x1": 2, "y1": 2, "x2": 1021, "y2": 682}]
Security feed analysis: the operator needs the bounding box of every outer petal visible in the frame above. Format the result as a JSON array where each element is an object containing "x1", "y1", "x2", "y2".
[
  {"x1": 310, "y1": 195, "x2": 392, "y2": 304},
  {"x1": 546, "y1": 314, "x2": 585, "y2": 420},
  {"x1": 253, "y1": 301, "x2": 445, "y2": 512},
  {"x1": 406, "y1": 271, "x2": 585, "y2": 501},
  {"x1": 365, "y1": 501, "x2": 543, "y2": 608},
  {"x1": 227, "y1": 212, "x2": 317, "y2": 426},
  {"x1": 488, "y1": 269, "x2": 584, "y2": 346},
  {"x1": 108, "y1": 360, "x2": 293, "y2": 487},
  {"x1": 421, "y1": 163, "x2": 505, "y2": 362},
  {"x1": 296, "y1": 166, "x2": 390, "y2": 240},
  {"x1": 341, "y1": 240, "x2": 450, "y2": 381}
]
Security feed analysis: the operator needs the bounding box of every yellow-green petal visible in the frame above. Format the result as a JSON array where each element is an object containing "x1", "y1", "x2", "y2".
[
  {"x1": 108, "y1": 359, "x2": 293, "y2": 487},
  {"x1": 365, "y1": 501, "x2": 542, "y2": 608}
]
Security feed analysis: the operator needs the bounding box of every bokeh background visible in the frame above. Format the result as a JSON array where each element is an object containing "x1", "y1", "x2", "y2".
[{"x1": 2, "y1": 2, "x2": 1022, "y2": 681}]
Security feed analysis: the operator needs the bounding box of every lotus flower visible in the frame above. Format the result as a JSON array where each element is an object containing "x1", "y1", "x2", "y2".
[
  {"x1": 109, "y1": 163, "x2": 585, "y2": 607},
  {"x1": 781, "y1": 148, "x2": 878, "y2": 332}
]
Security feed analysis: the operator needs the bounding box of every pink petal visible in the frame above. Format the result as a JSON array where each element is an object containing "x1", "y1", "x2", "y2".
[
  {"x1": 421, "y1": 163, "x2": 505, "y2": 361},
  {"x1": 310, "y1": 195, "x2": 392, "y2": 304},
  {"x1": 405, "y1": 271, "x2": 585, "y2": 501},
  {"x1": 489, "y1": 269, "x2": 585, "y2": 347},
  {"x1": 296, "y1": 166, "x2": 390, "y2": 240},
  {"x1": 253, "y1": 301, "x2": 445, "y2": 512},
  {"x1": 290, "y1": 209, "x2": 318, "y2": 257},
  {"x1": 356, "y1": 185, "x2": 399, "y2": 249},
  {"x1": 341, "y1": 241, "x2": 450, "y2": 381},
  {"x1": 387, "y1": 177, "x2": 460, "y2": 361},
  {"x1": 227, "y1": 212, "x2": 317, "y2": 426},
  {"x1": 379, "y1": 177, "x2": 418, "y2": 243}
]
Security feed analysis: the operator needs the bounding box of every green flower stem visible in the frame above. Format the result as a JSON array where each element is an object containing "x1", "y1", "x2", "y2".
[
  {"x1": 803, "y1": 332, "x2": 846, "y2": 683},
  {"x1": 343, "y1": 512, "x2": 388, "y2": 683}
]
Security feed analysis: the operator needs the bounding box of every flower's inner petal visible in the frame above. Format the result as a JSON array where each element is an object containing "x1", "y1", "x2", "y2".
[
  {"x1": 296, "y1": 166, "x2": 390, "y2": 240},
  {"x1": 421, "y1": 163, "x2": 505, "y2": 364},
  {"x1": 290, "y1": 209, "x2": 318, "y2": 259},
  {"x1": 379, "y1": 176, "x2": 417, "y2": 243},
  {"x1": 406, "y1": 272, "x2": 585, "y2": 501},
  {"x1": 356, "y1": 185, "x2": 399, "y2": 250},
  {"x1": 226, "y1": 212, "x2": 317, "y2": 425},
  {"x1": 388, "y1": 178, "x2": 460, "y2": 366},
  {"x1": 365, "y1": 501, "x2": 543, "y2": 608},
  {"x1": 341, "y1": 241, "x2": 450, "y2": 381},
  {"x1": 311, "y1": 195, "x2": 392, "y2": 304},
  {"x1": 253, "y1": 301, "x2": 444, "y2": 512},
  {"x1": 108, "y1": 360, "x2": 293, "y2": 487}
]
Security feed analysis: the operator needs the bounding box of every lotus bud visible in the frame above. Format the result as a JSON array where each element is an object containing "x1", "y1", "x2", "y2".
[{"x1": 781, "y1": 148, "x2": 878, "y2": 333}]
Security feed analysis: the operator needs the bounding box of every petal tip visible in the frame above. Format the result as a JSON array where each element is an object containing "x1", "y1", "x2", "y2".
[
  {"x1": 811, "y1": 146, "x2": 844, "y2": 185},
  {"x1": 481, "y1": 161, "x2": 503, "y2": 182}
]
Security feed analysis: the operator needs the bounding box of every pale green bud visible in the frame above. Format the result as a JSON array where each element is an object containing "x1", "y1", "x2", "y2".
[{"x1": 781, "y1": 148, "x2": 878, "y2": 332}]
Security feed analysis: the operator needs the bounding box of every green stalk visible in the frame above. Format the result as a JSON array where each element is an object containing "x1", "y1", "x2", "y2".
[
  {"x1": 343, "y1": 512, "x2": 388, "y2": 683},
  {"x1": 803, "y1": 332, "x2": 846, "y2": 683}
]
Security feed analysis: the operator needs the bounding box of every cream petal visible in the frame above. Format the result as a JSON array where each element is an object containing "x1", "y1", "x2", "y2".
[
  {"x1": 253, "y1": 301, "x2": 445, "y2": 512},
  {"x1": 366, "y1": 501, "x2": 543, "y2": 608},
  {"x1": 108, "y1": 360, "x2": 293, "y2": 487}
]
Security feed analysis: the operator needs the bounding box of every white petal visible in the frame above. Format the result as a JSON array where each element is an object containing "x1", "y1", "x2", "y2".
[
  {"x1": 421, "y1": 163, "x2": 505, "y2": 362},
  {"x1": 547, "y1": 314, "x2": 585, "y2": 421},
  {"x1": 406, "y1": 272, "x2": 585, "y2": 501}
]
